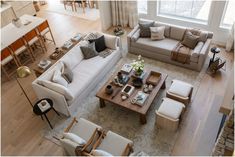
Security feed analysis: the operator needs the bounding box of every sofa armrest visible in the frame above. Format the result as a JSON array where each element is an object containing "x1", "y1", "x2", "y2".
[
  {"x1": 197, "y1": 39, "x2": 212, "y2": 70},
  {"x1": 127, "y1": 25, "x2": 140, "y2": 52},
  {"x1": 207, "y1": 31, "x2": 213, "y2": 39},
  {"x1": 32, "y1": 81, "x2": 71, "y2": 116}
]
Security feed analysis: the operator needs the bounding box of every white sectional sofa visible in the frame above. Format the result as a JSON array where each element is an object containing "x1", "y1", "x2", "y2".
[
  {"x1": 32, "y1": 33, "x2": 122, "y2": 116},
  {"x1": 127, "y1": 19, "x2": 213, "y2": 71}
]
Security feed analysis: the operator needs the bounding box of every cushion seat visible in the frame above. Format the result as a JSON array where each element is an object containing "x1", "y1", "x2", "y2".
[
  {"x1": 168, "y1": 80, "x2": 193, "y2": 98},
  {"x1": 158, "y1": 98, "x2": 185, "y2": 120}
]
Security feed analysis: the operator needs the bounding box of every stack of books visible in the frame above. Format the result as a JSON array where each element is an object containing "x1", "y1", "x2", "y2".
[{"x1": 133, "y1": 91, "x2": 149, "y2": 106}]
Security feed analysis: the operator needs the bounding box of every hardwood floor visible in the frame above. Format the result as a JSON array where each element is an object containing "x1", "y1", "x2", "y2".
[{"x1": 1, "y1": 9, "x2": 234, "y2": 155}]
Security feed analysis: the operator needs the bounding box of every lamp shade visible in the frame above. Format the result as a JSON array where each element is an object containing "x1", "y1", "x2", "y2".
[{"x1": 16, "y1": 66, "x2": 31, "y2": 78}]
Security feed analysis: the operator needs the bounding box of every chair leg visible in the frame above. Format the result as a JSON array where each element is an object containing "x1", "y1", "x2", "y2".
[
  {"x1": 38, "y1": 38, "x2": 47, "y2": 53},
  {"x1": 27, "y1": 46, "x2": 36, "y2": 61},
  {"x1": 1, "y1": 65, "x2": 11, "y2": 80},
  {"x1": 49, "y1": 28, "x2": 56, "y2": 45}
]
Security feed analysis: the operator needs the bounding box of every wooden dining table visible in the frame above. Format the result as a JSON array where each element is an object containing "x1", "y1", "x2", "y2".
[{"x1": 1, "y1": 14, "x2": 46, "y2": 51}]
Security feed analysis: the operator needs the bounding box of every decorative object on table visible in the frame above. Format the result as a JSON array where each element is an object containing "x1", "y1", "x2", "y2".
[
  {"x1": 62, "y1": 40, "x2": 73, "y2": 50},
  {"x1": 71, "y1": 33, "x2": 82, "y2": 42},
  {"x1": 113, "y1": 26, "x2": 124, "y2": 36},
  {"x1": 132, "y1": 77, "x2": 143, "y2": 88},
  {"x1": 33, "y1": 98, "x2": 60, "y2": 129},
  {"x1": 50, "y1": 47, "x2": 64, "y2": 60},
  {"x1": 209, "y1": 47, "x2": 221, "y2": 67},
  {"x1": 131, "y1": 91, "x2": 149, "y2": 106},
  {"x1": 12, "y1": 17, "x2": 22, "y2": 28},
  {"x1": 121, "y1": 63, "x2": 133, "y2": 74},
  {"x1": 105, "y1": 84, "x2": 113, "y2": 95},
  {"x1": 121, "y1": 84, "x2": 135, "y2": 97},
  {"x1": 143, "y1": 84, "x2": 154, "y2": 93},
  {"x1": 146, "y1": 71, "x2": 162, "y2": 85},
  {"x1": 117, "y1": 72, "x2": 129, "y2": 85},
  {"x1": 207, "y1": 57, "x2": 226, "y2": 76},
  {"x1": 131, "y1": 55, "x2": 145, "y2": 77},
  {"x1": 38, "y1": 59, "x2": 52, "y2": 70},
  {"x1": 16, "y1": 66, "x2": 33, "y2": 107},
  {"x1": 121, "y1": 95, "x2": 128, "y2": 101}
]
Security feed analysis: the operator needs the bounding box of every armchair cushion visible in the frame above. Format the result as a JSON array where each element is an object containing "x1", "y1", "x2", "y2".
[
  {"x1": 60, "y1": 138, "x2": 78, "y2": 156},
  {"x1": 63, "y1": 132, "x2": 86, "y2": 146},
  {"x1": 97, "y1": 131, "x2": 133, "y2": 156},
  {"x1": 91, "y1": 149, "x2": 113, "y2": 156}
]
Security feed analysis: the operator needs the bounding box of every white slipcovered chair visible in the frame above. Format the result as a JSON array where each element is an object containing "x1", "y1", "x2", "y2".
[
  {"x1": 156, "y1": 98, "x2": 185, "y2": 132},
  {"x1": 90, "y1": 131, "x2": 134, "y2": 156},
  {"x1": 60, "y1": 117, "x2": 102, "y2": 156},
  {"x1": 166, "y1": 79, "x2": 193, "y2": 106}
]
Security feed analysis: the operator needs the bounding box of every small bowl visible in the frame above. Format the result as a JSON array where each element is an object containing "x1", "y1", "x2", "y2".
[{"x1": 40, "y1": 60, "x2": 47, "y2": 66}]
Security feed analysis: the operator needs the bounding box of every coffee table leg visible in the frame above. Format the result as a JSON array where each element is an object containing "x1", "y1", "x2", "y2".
[
  {"x1": 161, "y1": 81, "x2": 166, "y2": 89},
  {"x1": 140, "y1": 114, "x2": 147, "y2": 124},
  {"x1": 99, "y1": 98, "x2": 106, "y2": 108}
]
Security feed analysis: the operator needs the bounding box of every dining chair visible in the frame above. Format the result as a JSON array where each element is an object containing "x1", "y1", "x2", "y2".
[
  {"x1": 9, "y1": 38, "x2": 34, "y2": 65},
  {"x1": 73, "y1": 0, "x2": 86, "y2": 13},
  {"x1": 37, "y1": 20, "x2": 56, "y2": 47},
  {"x1": 1, "y1": 47, "x2": 19, "y2": 80},
  {"x1": 23, "y1": 29, "x2": 46, "y2": 59},
  {"x1": 63, "y1": 0, "x2": 75, "y2": 11}
]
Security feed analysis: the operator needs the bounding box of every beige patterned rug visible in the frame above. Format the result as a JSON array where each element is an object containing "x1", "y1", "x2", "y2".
[{"x1": 42, "y1": 53, "x2": 207, "y2": 155}]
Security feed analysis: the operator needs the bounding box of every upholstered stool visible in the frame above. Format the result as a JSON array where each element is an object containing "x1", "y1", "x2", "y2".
[
  {"x1": 166, "y1": 79, "x2": 193, "y2": 106},
  {"x1": 156, "y1": 98, "x2": 185, "y2": 132}
]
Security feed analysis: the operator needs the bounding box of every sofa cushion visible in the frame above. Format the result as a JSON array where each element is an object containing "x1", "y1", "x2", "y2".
[
  {"x1": 150, "y1": 26, "x2": 165, "y2": 40},
  {"x1": 60, "y1": 43, "x2": 85, "y2": 70},
  {"x1": 52, "y1": 69, "x2": 68, "y2": 87},
  {"x1": 191, "y1": 41, "x2": 204, "y2": 58},
  {"x1": 62, "y1": 63, "x2": 73, "y2": 83},
  {"x1": 89, "y1": 35, "x2": 107, "y2": 52},
  {"x1": 134, "y1": 38, "x2": 179, "y2": 56},
  {"x1": 181, "y1": 31, "x2": 199, "y2": 49},
  {"x1": 154, "y1": 22, "x2": 171, "y2": 38},
  {"x1": 158, "y1": 98, "x2": 185, "y2": 120},
  {"x1": 139, "y1": 21, "x2": 155, "y2": 38},
  {"x1": 170, "y1": 26, "x2": 186, "y2": 41},
  {"x1": 80, "y1": 42, "x2": 98, "y2": 59}
]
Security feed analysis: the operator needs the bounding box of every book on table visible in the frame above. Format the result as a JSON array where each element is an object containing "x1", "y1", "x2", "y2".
[{"x1": 133, "y1": 91, "x2": 149, "y2": 106}]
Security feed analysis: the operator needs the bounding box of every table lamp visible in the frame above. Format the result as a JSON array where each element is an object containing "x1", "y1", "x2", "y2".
[{"x1": 16, "y1": 66, "x2": 33, "y2": 107}]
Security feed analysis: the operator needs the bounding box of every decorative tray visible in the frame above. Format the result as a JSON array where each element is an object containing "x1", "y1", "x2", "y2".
[
  {"x1": 50, "y1": 49, "x2": 64, "y2": 60},
  {"x1": 146, "y1": 71, "x2": 161, "y2": 85}
]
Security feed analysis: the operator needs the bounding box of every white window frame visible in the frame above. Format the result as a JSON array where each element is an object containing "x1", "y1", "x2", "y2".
[
  {"x1": 220, "y1": 0, "x2": 233, "y2": 29},
  {"x1": 156, "y1": 0, "x2": 212, "y2": 25},
  {"x1": 137, "y1": 0, "x2": 148, "y2": 15}
]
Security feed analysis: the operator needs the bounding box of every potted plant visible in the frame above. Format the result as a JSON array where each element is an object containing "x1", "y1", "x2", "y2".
[{"x1": 131, "y1": 55, "x2": 144, "y2": 76}]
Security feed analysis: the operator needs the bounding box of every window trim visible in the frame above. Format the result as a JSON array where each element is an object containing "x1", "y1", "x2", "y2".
[
  {"x1": 156, "y1": 0, "x2": 212, "y2": 25},
  {"x1": 219, "y1": 0, "x2": 233, "y2": 29},
  {"x1": 137, "y1": 0, "x2": 148, "y2": 15}
]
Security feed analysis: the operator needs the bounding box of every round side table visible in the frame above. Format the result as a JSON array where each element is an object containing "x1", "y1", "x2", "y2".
[{"x1": 33, "y1": 98, "x2": 60, "y2": 129}]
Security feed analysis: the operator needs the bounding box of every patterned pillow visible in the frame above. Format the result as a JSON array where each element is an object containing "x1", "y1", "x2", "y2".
[
  {"x1": 139, "y1": 21, "x2": 155, "y2": 38},
  {"x1": 83, "y1": 32, "x2": 98, "y2": 41},
  {"x1": 80, "y1": 42, "x2": 98, "y2": 59},
  {"x1": 181, "y1": 31, "x2": 199, "y2": 49},
  {"x1": 150, "y1": 26, "x2": 165, "y2": 40}
]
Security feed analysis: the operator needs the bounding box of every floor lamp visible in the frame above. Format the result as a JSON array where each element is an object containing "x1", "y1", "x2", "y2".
[{"x1": 16, "y1": 66, "x2": 33, "y2": 107}]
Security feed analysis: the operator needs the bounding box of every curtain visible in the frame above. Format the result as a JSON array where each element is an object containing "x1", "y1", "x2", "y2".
[
  {"x1": 111, "y1": 1, "x2": 138, "y2": 28},
  {"x1": 226, "y1": 22, "x2": 234, "y2": 52}
]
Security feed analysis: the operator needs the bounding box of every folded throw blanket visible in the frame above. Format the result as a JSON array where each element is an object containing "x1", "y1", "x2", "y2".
[{"x1": 171, "y1": 42, "x2": 191, "y2": 64}]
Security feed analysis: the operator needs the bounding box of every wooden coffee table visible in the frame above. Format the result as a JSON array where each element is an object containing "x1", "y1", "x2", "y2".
[{"x1": 96, "y1": 68, "x2": 168, "y2": 124}]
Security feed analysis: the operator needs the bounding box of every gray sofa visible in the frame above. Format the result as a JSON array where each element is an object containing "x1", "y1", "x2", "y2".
[{"x1": 127, "y1": 19, "x2": 213, "y2": 71}]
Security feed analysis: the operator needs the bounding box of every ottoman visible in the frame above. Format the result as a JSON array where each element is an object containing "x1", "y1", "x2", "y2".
[
  {"x1": 156, "y1": 98, "x2": 185, "y2": 132},
  {"x1": 166, "y1": 79, "x2": 193, "y2": 106}
]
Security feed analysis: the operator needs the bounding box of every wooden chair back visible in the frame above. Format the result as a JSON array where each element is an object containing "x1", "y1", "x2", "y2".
[
  {"x1": 37, "y1": 20, "x2": 49, "y2": 33},
  {"x1": 1, "y1": 47, "x2": 12, "y2": 61},
  {"x1": 9, "y1": 38, "x2": 25, "y2": 52},
  {"x1": 24, "y1": 29, "x2": 38, "y2": 42}
]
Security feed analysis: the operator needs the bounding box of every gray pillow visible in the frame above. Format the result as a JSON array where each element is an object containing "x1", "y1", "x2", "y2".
[
  {"x1": 181, "y1": 31, "x2": 199, "y2": 49},
  {"x1": 80, "y1": 42, "x2": 98, "y2": 59},
  {"x1": 139, "y1": 21, "x2": 155, "y2": 38},
  {"x1": 62, "y1": 64, "x2": 73, "y2": 83}
]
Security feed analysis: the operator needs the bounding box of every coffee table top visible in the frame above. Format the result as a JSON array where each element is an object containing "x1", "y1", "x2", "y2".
[{"x1": 96, "y1": 68, "x2": 168, "y2": 115}]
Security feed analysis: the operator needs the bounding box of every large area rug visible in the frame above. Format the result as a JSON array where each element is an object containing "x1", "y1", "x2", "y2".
[{"x1": 42, "y1": 53, "x2": 206, "y2": 155}]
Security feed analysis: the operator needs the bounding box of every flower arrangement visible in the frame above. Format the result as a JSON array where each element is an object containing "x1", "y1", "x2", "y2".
[{"x1": 131, "y1": 55, "x2": 144, "y2": 76}]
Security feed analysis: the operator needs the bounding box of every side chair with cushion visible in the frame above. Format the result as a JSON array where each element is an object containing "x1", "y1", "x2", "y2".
[
  {"x1": 90, "y1": 131, "x2": 134, "y2": 156},
  {"x1": 61, "y1": 117, "x2": 102, "y2": 156}
]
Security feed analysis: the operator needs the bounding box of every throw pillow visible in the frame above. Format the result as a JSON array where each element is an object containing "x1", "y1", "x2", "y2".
[
  {"x1": 91, "y1": 149, "x2": 113, "y2": 156},
  {"x1": 52, "y1": 70, "x2": 68, "y2": 87},
  {"x1": 83, "y1": 32, "x2": 98, "y2": 41},
  {"x1": 139, "y1": 21, "x2": 155, "y2": 38},
  {"x1": 80, "y1": 42, "x2": 98, "y2": 59},
  {"x1": 62, "y1": 64, "x2": 73, "y2": 83},
  {"x1": 63, "y1": 132, "x2": 86, "y2": 146},
  {"x1": 181, "y1": 31, "x2": 199, "y2": 49},
  {"x1": 150, "y1": 26, "x2": 165, "y2": 40},
  {"x1": 40, "y1": 80, "x2": 74, "y2": 100},
  {"x1": 89, "y1": 35, "x2": 106, "y2": 52}
]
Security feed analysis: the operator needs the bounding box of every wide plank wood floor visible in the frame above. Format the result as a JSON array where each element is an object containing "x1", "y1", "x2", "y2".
[{"x1": 1, "y1": 9, "x2": 234, "y2": 156}]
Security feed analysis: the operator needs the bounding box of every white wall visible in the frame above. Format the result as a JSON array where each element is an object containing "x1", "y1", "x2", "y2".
[
  {"x1": 139, "y1": 1, "x2": 230, "y2": 46},
  {"x1": 98, "y1": 0, "x2": 112, "y2": 31}
]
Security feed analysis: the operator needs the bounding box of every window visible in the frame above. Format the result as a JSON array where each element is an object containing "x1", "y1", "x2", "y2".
[
  {"x1": 138, "y1": 0, "x2": 147, "y2": 14},
  {"x1": 221, "y1": 0, "x2": 235, "y2": 27},
  {"x1": 157, "y1": 0, "x2": 212, "y2": 22}
]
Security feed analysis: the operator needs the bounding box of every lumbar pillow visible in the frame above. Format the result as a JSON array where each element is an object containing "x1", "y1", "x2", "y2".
[
  {"x1": 80, "y1": 42, "x2": 98, "y2": 59},
  {"x1": 63, "y1": 132, "x2": 86, "y2": 146},
  {"x1": 91, "y1": 149, "x2": 113, "y2": 156},
  {"x1": 89, "y1": 35, "x2": 107, "y2": 52},
  {"x1": 62, "y1": 64, "x2": 73, "y2": 83},
  {"x1": 39, "y1": 80, "x2": 74, "y2": 100},
  {"x1": 181, "y1": 31, "x2": 199, "y2": 49},
  {"x1": 150, "y1": 26, "x2": 165, "y2": 40},
  {"x1": 139, "y1": 21, "x2": 155, "y2": 38},
  {"x1": 52, "y1": 70, "x2": 68, "y2": 87}
]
